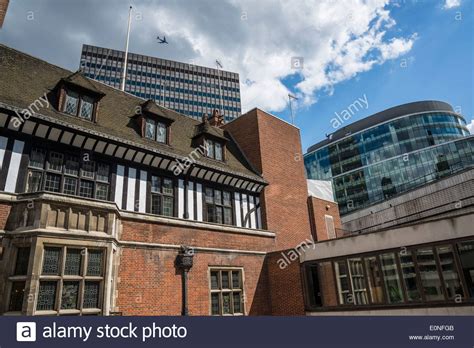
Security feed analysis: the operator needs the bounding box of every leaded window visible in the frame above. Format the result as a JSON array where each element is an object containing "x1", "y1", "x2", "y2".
[
  {"x1": 209, "y1": 269, "x2": 244, "y2": 315},
  {"x1": 9, "y1": 281, "x2": 26, "y2": 311},
  {"x1": 62, "y1": 89, "x2": 96, "y2": 122},
  {"x1": 36, "y1": 247, "x2": 104, "y2": 314},
  {"x1": 26, "y1": 148, "x2": 110, "y2": 201},
  {"x1": 205, "y1": 139, "x2": 224, "y2": 161},
  {"x1": 150, "y1": 176, "x2": 174, "y2": 217},
  {"x1": 205, "y1": 188, "x2": 232, "y2": 225},
  {"x1": 145, "y1": 118, "x2": 168, "y2": 144}
]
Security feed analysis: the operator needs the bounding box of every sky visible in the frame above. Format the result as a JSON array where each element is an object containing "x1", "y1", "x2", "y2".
[{"x1": 0, "y1": 0, "x2": 472, "y2": 152}]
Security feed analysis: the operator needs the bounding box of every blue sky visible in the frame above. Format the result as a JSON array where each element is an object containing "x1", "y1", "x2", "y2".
[
  {"x1": 275, "y1": 0, "x2": 473, "y2": 151},
  {"x1": 0, "y1": 0, "x2": 472, "y2": 153}
]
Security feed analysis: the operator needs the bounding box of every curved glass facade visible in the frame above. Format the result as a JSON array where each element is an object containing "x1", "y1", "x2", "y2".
[{"x1": 304, "y1": 111, "x2": 473, "y2": 215}]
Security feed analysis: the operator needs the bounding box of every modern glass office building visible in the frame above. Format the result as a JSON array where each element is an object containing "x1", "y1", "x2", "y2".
[
  {"x1": 80, "y1": 44, "x2": 242, "y2": 122},
  {"x1": 304, "y1": 101, "x2": 473, "y2": 215}
]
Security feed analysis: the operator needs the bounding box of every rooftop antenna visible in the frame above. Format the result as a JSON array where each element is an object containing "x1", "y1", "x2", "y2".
[
  {"x1": 121, "y1": 5, "x2": 133, "y2": 91},
  {"x1": 288, "y1": 94, "x2": 298, "y2": 125},
  {"x1": 216, "y1": 59, "x2": 224, "y2": 115}
]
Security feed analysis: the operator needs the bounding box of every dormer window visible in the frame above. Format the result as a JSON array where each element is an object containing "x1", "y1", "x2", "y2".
[
  {"x1": 145, "y1": 118, "x2": 167, "y2": 144},
  {"x1": 62, "y1": 90, "x2": 96, "y2": 121},
  {"x1": 205, "y1": 139, "x2": 223, "y2": 161}
]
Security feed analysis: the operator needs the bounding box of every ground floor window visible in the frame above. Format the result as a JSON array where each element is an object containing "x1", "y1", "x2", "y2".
[
  {"x1": 304, "y1": 238, "x2": 473, "y2": 310},
  {"x1": 35, "y1": 246, "x2": 105, "y2": 314},
  {"x1": 209, "y1": 268, "x2": 244, "y2": 315}
]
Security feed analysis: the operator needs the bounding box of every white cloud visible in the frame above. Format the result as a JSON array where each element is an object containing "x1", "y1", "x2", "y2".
[
  {"x1": 2, "y1": 0, "x2": 416, "y2": 114},
  {"x1": 443, "y1": 0, "x2": 461, "y2": 9},
  {"x1": 466, "y1": 119, "x2": 474, "y2": 134},
  {"x1": 141, "y1": 0, "x2": 416, "y2": 113}
]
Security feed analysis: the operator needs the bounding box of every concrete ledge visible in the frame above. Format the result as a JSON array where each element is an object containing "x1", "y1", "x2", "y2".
[{"x1": 307, "y1": 306, "x2": 474, "y2": 316}]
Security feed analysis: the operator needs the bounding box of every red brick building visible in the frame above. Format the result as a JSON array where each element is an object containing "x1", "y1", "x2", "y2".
[
  {"x1": 0, "y1": 0, "x2": 8, "y2": 28},
  {"x1": 0, "y1": 44, "x2": 324, "y2": 316}
]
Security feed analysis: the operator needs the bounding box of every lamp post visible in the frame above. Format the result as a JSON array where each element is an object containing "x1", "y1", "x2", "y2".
[{"x1": 175, "y1": 246, "x2": 194, "y2": 316}]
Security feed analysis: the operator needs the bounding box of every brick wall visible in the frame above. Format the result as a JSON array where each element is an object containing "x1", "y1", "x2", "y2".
[
  {"x1": 0, "y1": 203, "x2": 11, "y2": 230},
  {"x1": 116, "y1": 247, "x2": 270, "y2": 315},
  {"x1": 224, "y1": 109, "x2": 313, "y2": 315},
  {"x1": 307, "y1": 197, "x2": 342, "y2": 241},
  {"x1": 0, "y1": 0, "x2": 9, "y2": 27}
]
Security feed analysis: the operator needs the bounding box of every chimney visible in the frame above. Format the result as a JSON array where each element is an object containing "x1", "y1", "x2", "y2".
[{"x1": 208, "y1": 109, "x2": 225, "y2": 127}]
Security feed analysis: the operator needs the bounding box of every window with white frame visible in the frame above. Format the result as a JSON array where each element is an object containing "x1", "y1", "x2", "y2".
[
  {"x1": 150, "y1": 176, "x2": 174, "y2": 216},
  {"x1": 209, "y1": 269, "x2": 244, "y2": 315},
  {"x1": 36, "y1": 246, "x2": 104, "y2": 314}
]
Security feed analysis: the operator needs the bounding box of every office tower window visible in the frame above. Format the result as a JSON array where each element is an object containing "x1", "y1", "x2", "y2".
[
  {"x1": 399, "y1": 251, "x2": 422, "y2": 301},
  {"x1": 210, "y1": 269, "x2": 244, "y2": 315},
  {"x1": 436, "y1": 245, "x2": 463, "y2": 299},
  {"x1": 416, "y1": 247, "x2": 445, "y2": 301},
  {"x1": 150, "y1": 176, "x2": 174, "y2": 217},
  {"x1": 380, "y1": 253, "x2": 404, "y2": 304}
]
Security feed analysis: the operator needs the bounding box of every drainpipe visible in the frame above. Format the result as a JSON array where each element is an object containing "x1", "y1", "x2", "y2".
[{"x1": 175, "y1": 246, "x2": 194, "y2": 316}]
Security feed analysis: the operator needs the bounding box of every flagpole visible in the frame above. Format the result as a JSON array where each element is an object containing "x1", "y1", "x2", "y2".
[
  {"x1": 216, "y1": 59, "x2": 224, "y2": 115},
  {"x1": 121, "y1": 6, "x2": 133, "y2": 91}
]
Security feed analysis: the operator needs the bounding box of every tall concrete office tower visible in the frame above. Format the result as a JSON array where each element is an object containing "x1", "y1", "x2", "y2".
[{"x1": 80, "y1": 44, "x2": 242, "y2": 122}]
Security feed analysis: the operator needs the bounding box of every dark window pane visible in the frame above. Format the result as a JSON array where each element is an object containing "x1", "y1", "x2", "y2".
[
  {"x1": 83, "y1": 282, "x2": 100, "y2": 308},
  {"x1": 36, "y1": 281, "x2": 57, "y2": 310},
  {"x1": 29, "y1": 148, "x2": 46, "y2": 169},
  {"x1": 151, "y1": 194, "x2": 161, "y2": 215},
  {"x1": 162, "y1": 178, "x2": 173, "y2": 195},
  {"x1": 416, "y1": 247, "x2": 445, "y2": 301},
  {"x1": 79, "y1": 180, "x2": 94, "y2": 198},
  {"x1": 61, "y1": 281, "x2": 79, "y2": 309},
  {"x1": 437, "y1": 245, "x2": 464, "y2": 300},
  {"x1": 205, "y1": 188, "x2": 213, "y2": 203},
  {"x1": 63, "y1": 177, "x2": 77, "y2": 195},
  {"x1": 48, "y1": 152, "x2": 63, "y2": 172},
  {"x1": 223, "y1": 191, "x2": 231, "y2": 206},
  {"x1": 211, "y1": 271, "x2": 219, "y2": 289},
  {"x1": 399, "y1": 251, "x2": 422, "y2": 301},
  {"x1": 64, "y1": 155, "x2": 79, "y2": 176},
  {"x1": 233, "y1": 292, "x2": 242, "y2": 313},
  {"x1": 380, "y1": 253, "x2": 404, "y2": 304},
  {"x1": 457, "y1": 241, "x2": 474, "y2": 298},
  {"x1": 44, "y1": 173, "x2": 61, "y2": 192},
  {"x1": 221, "y1": 271, "x2": 230, "y2": 289},
  {"x1": 232, "y1": 271, "x2": 240, "y2": 289},
  {"x1": 9, "y1": 281, "x2": 26, "y2": 311},
  {"x1": 222, "y1": 292, "x2": 231, "y2": 314},
  {"x1": 81, "y1": 161, "x2": 95, "y2": 179},
  {"x1": 87, "y1": 250, "x2": 103, "y2": 276},
  {"x1": 162, "y1": 196, "x2": 173, "y2": 216},
  {"x1": 151, "y1": 176, "x2": 160, "y2": 193},
  {"x1": 64, "y1": 249, "x2": 82, "y2": 276},
  {"x1": 95, "y1": 183, "x2": 109, "y2": 200},
  {"x1": 42, "y1": 248, "x2": 61, "y2": 275},
  {"x1": 211, "y1": 293, "x2": 220, "y2": 315},
  {"x1": 96, "y1": 163, "x2": 109, "y2": 182},
  {"x1": 207, "y1": 205, "x2": 216, "y2": 223},
  {"x1": 223, "y1": 208, "x2": 232, "y2": 225},
  {"x1": 26, "y1": 170, "x2": 42, "y2": 193},
  {"x1": 14, "y1": 248, "x2": 30, "y2": 275},
  {"x1": 215, "y1": 207, "x2": 223, "y2": 224},
  {"x1": 214, "y1": 190, "x2": 222, "y2": 205}
]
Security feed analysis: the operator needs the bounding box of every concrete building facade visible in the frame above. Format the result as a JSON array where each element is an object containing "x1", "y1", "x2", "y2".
[{"x1": 80, "y1": 44, "x2": 242, "y2": 122}]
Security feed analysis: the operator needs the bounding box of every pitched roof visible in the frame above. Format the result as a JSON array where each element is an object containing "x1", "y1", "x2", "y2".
[{"x1": 0, "y1": 44, "x2": 263, "y2": 181}]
